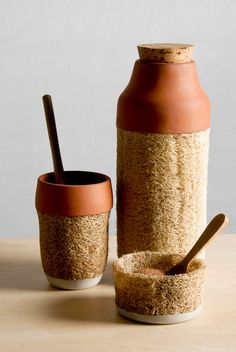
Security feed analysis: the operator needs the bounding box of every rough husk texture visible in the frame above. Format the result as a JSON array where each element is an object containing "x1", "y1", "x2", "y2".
[
  {"x1": 117, "y1": 128, "x2": 209, "y2": 257},
  {"x1": 38, "y1": 211, "x2": 110, "y2": 280},
  {"x1": 113, "y1": 251, "x2": 206, "y2": 315}
]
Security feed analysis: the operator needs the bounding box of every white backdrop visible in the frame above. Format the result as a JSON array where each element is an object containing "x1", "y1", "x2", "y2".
[{"x1": 0, "y1": 0, "x2": 235, "y2": 237}]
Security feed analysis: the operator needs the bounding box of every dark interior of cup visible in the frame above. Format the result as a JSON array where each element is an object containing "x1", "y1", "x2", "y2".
[{"x1": 46, "y1": 171, "x2": 108, "y2": 185}]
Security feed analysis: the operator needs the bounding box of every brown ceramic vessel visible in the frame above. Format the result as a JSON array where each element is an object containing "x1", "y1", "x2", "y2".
[
  {"x1": 36, "y1": 171, "x2": 113, "y2": 216},
  {"x1": 117, "y1": 60, "x2": 210, "y2": 133}
]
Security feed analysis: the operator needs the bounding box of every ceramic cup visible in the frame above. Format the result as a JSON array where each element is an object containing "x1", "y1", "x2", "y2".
[
  {"x1": 35, "y1": 171, "x2": 113, "y2": 289},
  {"x1": 113, "y1": 251, "x2": 206, "y2": 324}
]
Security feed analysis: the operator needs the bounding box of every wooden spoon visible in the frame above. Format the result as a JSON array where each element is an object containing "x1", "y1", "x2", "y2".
[
  {"x1": 166, "y1": 213, "x2": 228, "y2": 276},
  {"x1": 42, "y1": 94, "x2": 65, "y2": 184}
]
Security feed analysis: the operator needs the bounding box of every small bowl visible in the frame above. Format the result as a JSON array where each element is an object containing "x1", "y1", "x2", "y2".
[{"x1": 113, "y1": 251, "x2": 206, "y2": 324}]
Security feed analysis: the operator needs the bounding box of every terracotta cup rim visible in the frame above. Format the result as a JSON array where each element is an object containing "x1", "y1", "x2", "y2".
[
  {"x1": 38, "y1": 170, "x2": 111, "y2": 188},
  {"x1": 36, "y1": 170, "x2": 113, "y2": 216}
]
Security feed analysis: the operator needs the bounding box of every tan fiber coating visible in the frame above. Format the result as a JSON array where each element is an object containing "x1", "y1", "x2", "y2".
[
  {"x1": 113, "y1": 251, "x2": 206, "y2": 316},
  {"x1": 38, "y1": 211, "x2": 110, "y2": 280},
  {"x1": 117, "y1": 61, "x2": 210, "y2": 133},
  {"x1": 117, "y1": 128, "x2": 209, "y2": 257},
  {"x1": 137, "y1": 43, "x2": 194, "y2": 63},
  {"x1": 36, "y1": 171, "x2": 113, "y2": 216}
]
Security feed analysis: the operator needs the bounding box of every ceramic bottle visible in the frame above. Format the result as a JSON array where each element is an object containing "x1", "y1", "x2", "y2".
[{"x1": 116, "y1": 44, "x2": 210, "y2": 257}]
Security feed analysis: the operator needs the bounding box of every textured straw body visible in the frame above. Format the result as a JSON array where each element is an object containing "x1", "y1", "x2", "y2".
[
  {"x1": 117, "y1": 128, "x2": 209, "y2": 255},
  {"x1": 113, "y1": 251, "x2": 206, "y2": 323},
  {"x1": 116, "y1": 44, "x2": 210, "y2": 257},
  {"x1": 38, "y1": 211, "x2": 110, "y2": 281}
]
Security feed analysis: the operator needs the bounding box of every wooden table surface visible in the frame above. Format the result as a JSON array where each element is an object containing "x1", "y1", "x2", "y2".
[{"x1": 0, "y1": 235, "x2": 235, "y2": 352}]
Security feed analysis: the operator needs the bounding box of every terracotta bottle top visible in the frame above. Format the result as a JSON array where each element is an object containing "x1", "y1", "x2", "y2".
[
  {"x1": 117, "y1": 43, "x2": 210, "y2": 134},
  {"x1": 35, "y1": 171, "x2": 113, "y2": 216}
]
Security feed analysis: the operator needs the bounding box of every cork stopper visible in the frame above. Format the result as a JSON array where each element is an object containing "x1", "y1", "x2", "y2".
[{"x1": 137, "y1": 43, "x2": 194, "y2": 63}]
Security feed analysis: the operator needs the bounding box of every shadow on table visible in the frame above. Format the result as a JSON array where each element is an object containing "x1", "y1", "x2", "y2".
[
  {"x1": 0, "y1": 257, "x2": 113, "y2": 291},
  {"x1": 46, "y1": 295, "x2": 134, "y2": 325},
  {"x1": 0, "y1": 257, "x2": 56, "y2": 291}
]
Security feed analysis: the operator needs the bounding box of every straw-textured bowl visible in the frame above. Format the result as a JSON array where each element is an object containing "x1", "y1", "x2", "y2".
[{"x1": 113, "y1": 251, "x2": 206, "y2": 324}]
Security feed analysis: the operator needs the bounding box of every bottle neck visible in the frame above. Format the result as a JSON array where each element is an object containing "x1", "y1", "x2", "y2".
[{"x1": 117, "y1": 60, "x2": 210, "y2": 134}]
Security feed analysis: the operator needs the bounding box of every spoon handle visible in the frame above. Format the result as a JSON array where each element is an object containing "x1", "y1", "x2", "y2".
[
  {"x1": 42, "y1": 95, "x2": 65, "y2": 184},
  {"x1": 181, "y1": 213, "x2": 228, "y2": 270}
]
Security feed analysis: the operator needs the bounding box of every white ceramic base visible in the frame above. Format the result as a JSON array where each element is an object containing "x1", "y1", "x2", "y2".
[
  {"x1": 46, "y1": 274, "x2": 103, "y2": 290},
  {"x1": 117, "y1": 305, "x2": 202, "y2": 324}
]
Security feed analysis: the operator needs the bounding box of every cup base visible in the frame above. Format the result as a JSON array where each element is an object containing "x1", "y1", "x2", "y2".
[
  {"x1": 117, "y1": 305, "x2": 202, "y2": 324},
  {"x1": 46, "y1": 274, "x2": 103, "y2": 290}
]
